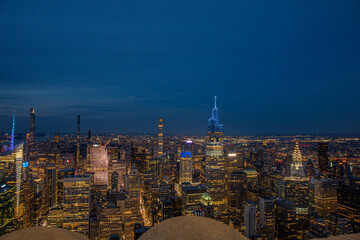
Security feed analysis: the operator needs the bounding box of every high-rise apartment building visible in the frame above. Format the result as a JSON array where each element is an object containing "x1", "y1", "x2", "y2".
[{"x1": 204, "y1": 97, "x2": 225, "y2": 210}]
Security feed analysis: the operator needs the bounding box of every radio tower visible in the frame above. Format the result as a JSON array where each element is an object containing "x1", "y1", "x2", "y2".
[{"x1": 10, "y1": 110, "x2": 15, "y2": 150}]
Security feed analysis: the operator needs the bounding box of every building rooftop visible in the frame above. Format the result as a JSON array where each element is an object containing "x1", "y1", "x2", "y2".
[
  {"x1": 0, "y1": 183, "x2": 13, "y2": 193},
  {"x1": 0, "y1": 227, "x2": 88, "y2": 240},
  {"x1": 182, "y1": 184, "x2": 206, "y2": 194},
  {"x1": 0, "y1": 219, "x2": 359, "y2": 240},
  {"x1": 139, "y1": 216, "x2": 247, "y2": 240}
]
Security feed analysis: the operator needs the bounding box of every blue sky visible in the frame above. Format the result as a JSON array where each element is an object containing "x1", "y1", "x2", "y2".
[{"x1": 0, "y1": 0, "x2": 360, "y2": 135}]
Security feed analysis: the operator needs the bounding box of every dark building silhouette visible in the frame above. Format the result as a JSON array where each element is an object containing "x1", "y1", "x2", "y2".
[
  {"x1": 28, "y1": 107, "x2": 35, "y2": 146},
  {"x1": 275, "y1": 199, "x2": 297, "y2": 240},
  {"x1": 318, "y1": 143, "x2": 329, "y2": 177}
]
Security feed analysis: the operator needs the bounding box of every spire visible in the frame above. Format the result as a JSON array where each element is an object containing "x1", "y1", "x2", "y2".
[
  {"x1": 290, "y1": 142, "x2": 304, "y2": 177},
  {"x1": 10, "y1": 110, "x2": 15, "y2": 150},
  {"x1": 293, "y1": 142, "x2": 302, "y2": 162},
  {"x1": 208, "y1": 97, "x2": 223, "y2": 132}
]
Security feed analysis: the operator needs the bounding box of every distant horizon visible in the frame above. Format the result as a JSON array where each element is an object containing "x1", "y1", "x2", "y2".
[{"x1": 3, "y1": 131, "x2": 360, "y2": 138}]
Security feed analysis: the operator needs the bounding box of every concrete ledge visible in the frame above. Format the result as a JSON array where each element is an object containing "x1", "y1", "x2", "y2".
[
  {"x1": 0, "y1": 227, "x2": 88, "y2": 240},
  {"x1": 325, "y1": 234, "x2": 360, "y2": 240},
  {"x1": 139, "y1": 216, "x2": 248, "y2": 240}
]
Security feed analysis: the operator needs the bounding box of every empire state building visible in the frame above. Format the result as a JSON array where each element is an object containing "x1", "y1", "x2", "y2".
[{"x1": 204, "y1": 96, "x2": 226, "y2": 210}]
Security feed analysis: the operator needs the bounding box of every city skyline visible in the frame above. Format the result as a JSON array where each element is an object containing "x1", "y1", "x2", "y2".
[
  {"x1": 1, "y1": 91, "x2": 360, "y2": 239},
  {"x1": 3, "y1": 101, "x2": 360, "y2": 136},
  {"x1": 1, "y1": 1, "x2": 360, "y2": 239},
  {"x1": 1, "y1": 0, "x2": 360, "y2": 135}
]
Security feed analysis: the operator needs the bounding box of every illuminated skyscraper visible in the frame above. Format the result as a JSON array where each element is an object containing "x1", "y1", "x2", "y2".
[
  {"x1": 10, "y1": 111, "x2": 15, "y2": 151},
  {"x1": 63, "y1": 175, "x2": 91, "y2": 235},
  {"x1": 0, "y1": 183, "x2": 15, "y2": 236},
  {"x1": 285, "y1": 142, "x2": 310, "y2": 217},
  {"x1": 0, "y1": 144, "x2": 24, "y2": 221},
  {"x1": 225, "y1": 152, "x2": 243, "y2": 177},
  {"x1": 179, "y1": 152, "x2": 192, "y2": 184},
  {"x1": 28, "y1": 108, "x2": 35, "y2": 146},
  {"x1": 314, "y1": 179, "x2": 338, "y2": 222},
  {"x1": 125, "y1": 165, "x2": 141, "y2": 239},
  {"x1": 284, "y1": 177, "x2": 309, "y2": 215},
  {"x1": 318, "y1": 142, "x2": 329, "y2": 176},
  {"x1": 56, "y1": 168, "x2": 75, "y2": 205},
  {"x1": 290, "y1": 142, "x2": 304, "y2": 177},
  {"x1": 157, "y1": 118, "x2": 163, "y2": 158},
  {"x1": 89, "y1": 145, "x2": 109, "y2": 187},
  {"x1": 226, "y1": 171, "x2": 246, "y2": 216},
  {"x1": 204, "y1": 97, "x2": 225, "y2": 210}
]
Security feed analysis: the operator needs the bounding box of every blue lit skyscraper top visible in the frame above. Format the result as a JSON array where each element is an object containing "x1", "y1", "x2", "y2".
[
  {"x1": 10, "y1": 110, "x2": 15, "y2": 150},
  {"x1": 208, "y1": 96, "x2": 223, "y2": 132}
]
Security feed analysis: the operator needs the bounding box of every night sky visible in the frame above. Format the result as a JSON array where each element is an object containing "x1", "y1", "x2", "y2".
[{"x1": 1, "y1": 0, "x2": 360, "y2": 135}]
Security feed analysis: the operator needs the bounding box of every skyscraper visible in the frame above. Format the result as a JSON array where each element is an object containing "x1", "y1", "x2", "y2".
[
  {"x1": 285, "y1": 142, "x2": 309, "y2": 215},
  {"x1": 337, "y1": 184, "x2": 360, "y2": 232},
  {"x1": 318, "y1": 142, "x2": 329, "y2": 176},
  {"x1": 275, "y1": 199, "x2": 297, "y2": 240},
  {"x1": 314, "y1": 179, "x2": 338, "y2": 222},
  {"x1": 290, "y1": 142, "x2": 304, "y2": 177},
  {"x1": 10, "y1": 111, "x2": 15, "y2": 151},
  {"x1": 89, "y1": 145, "x2": 109, "y2": 187},
  {"x1": 63, "y1": 175, "x2": 91, "y2": 235},
  {"x1": 157, "y1": 118, "x2": 163, "y2": 158},
  {"x1": 284, "y1": 177, "x2": 309, "y2": 215},
  {"x1": 204, "y1": 97, "x2": 226, "y2": 210},
  {"x1": 28, "y1": 107, "x2": 35, "y2": 146},
  {"x1": 0, "y1": 183, "x2": 15, "y2": 235},
  {"x1": 76, "y1": 114, "x2": 80, "y2": 169},
  {"x1": 14, "y1": 144, "x2": 23, "y2": 220},
  {"x1": 259, "y1": 197, "x2": 276, "y2": 239},
  {"x1": 125, "y1": 165, "x2": 141, "y2": 240},
  {"x1": 244, "y1": 201, "x2": 257, "y2": 239},
  {"x1": 179, "y1": 151, "x2": 192, "y2": 184},
  {"x1": 0, "y1": 144, "x2": 25, "y2": 222}
]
